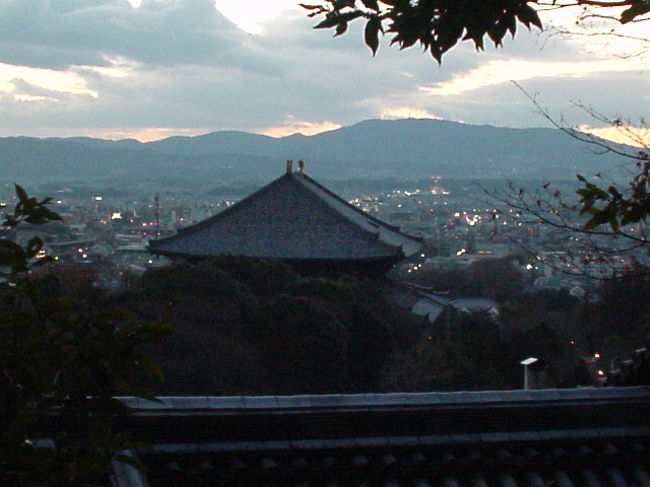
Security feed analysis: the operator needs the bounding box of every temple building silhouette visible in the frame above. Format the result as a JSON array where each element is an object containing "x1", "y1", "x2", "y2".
[{"x1": 148, "y1": 160, "x2": 423, "y2": 277}]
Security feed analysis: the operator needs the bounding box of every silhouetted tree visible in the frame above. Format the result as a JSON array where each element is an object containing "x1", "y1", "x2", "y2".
[
  {"x1": 303, "y1": 0, "x2": 649, "y2": 62},
  {"x1": 1, "y1": 186, "x2": 170, "y2": 486},
  {"x1": 253, "y1": 294, "x2": 350, "y2": 393}
]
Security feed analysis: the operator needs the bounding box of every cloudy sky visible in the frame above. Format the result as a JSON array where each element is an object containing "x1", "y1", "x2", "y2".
[{"x1": 0, "y1": 0, "x2": 647, "y2": 142}]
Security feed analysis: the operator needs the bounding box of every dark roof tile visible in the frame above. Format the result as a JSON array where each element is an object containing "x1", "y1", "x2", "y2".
[
  {"x1": 149, "y1": 172, "x2": 422, "y2": 261},
  {"x1": 243, "y1": 396, "x2": 280, "y2": 409},
  {"x1": 206, "y1": 396, "x2": 245, "y2": 409},
  {"x1": 110, "y1": 388, "x2": 650, "y2": 487}
]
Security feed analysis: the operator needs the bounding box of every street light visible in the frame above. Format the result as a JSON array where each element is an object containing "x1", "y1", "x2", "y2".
[{"x1": 520, "y1": 357, "x2": 539, "y2": 390}]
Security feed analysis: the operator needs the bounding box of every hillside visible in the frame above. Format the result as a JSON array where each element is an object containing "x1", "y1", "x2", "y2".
[{"x1": 0, "y1": 119, "x2": 633, "y2": 184}]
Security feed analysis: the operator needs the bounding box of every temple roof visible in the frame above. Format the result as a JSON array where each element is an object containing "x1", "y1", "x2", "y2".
[
  {"x1": 111, "y1": 387, "x2": 650, "y2": 487},
  {"x1": 148, "y1": 170, "x2": 423, "y2": 261}
]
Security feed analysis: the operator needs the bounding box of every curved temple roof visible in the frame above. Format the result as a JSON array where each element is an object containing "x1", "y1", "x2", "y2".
[{"x1": 149, "y1": 170, "x2": 423, "y2": 261}]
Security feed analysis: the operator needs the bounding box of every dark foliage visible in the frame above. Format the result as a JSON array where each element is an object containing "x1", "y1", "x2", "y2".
[
  {"x1": 304, "y1": 0, "x2": 649, "y2": 62},
  {"x1": 252, "y1": 294, "x2": 350, "y2": 393},
  {"x1": 120, "y1": 260, "x2": 421, "y2": 395},
  {"x1": 399, "y1": 256, "x2": 526, "y2": 301},
  {"x1": 304, "y1": 0, "x2": 542, "y2": 62},
  {"x1": 1, "y1": 186, "x2": 170, "y2": 487}
]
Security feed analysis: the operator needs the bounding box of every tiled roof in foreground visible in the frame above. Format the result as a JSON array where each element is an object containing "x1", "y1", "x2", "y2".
[
  {"x1": 601, "y1": 337, "x2": 650, "y2": 387},
  {"x1": 148, "y1": 170, "x2": 423, "y2": 260},
  {"x1": 112, "y1": 387, "x2": 650, "y2": 487}
]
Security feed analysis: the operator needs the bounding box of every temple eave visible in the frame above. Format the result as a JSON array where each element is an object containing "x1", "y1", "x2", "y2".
[{"x1": 147, "y1": 250, "x2": 402, "y2": 277}]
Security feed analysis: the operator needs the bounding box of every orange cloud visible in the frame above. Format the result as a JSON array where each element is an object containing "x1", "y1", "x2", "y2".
[
  {"x1": 260, "y1": 118, "x2": 341, "y2": 138},
  {"x1": 379, "y1": 107, "x2": 441, "y2": 120},
  {"x1": 420, "y1": 58, "x2": 647, "y2": 96},
  {"x1": 88, "y1": 127, "x2": 207, "y2": 142},
  {"x1": 578, "y1": 125, "x2": 650, "y2": 148},
  {"x1": 0, "y1": 62, "x2": 98, "y2": 99}
]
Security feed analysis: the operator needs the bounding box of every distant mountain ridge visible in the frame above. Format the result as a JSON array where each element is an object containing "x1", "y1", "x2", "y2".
[{"x1": 0, "y1": 119, "x2": 633, "y2": 185}]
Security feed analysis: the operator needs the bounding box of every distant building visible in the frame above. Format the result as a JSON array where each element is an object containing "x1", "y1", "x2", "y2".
[
  {"x1": 472, "y1": 242, "x2": 513, "y2": 258},
  {"x1": 111, "y1": 243, "x2": 158, "y2": 268},
  {"x1": 149, "y1": 161, "x2": 423, "y2": 277}
]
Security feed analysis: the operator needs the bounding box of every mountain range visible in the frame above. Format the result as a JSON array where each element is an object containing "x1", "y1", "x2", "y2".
[{"x1": 0, "y1": 118, "x2": 633, "y2": 185}]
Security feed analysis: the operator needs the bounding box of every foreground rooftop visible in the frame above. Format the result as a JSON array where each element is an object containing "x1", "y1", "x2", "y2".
[{"x1": 110, "y1": 386, "x2": 650, "y2": 487}]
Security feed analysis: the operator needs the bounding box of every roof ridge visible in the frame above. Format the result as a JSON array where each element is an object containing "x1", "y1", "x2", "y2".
[
  {"x1": 150, "y1": 174, "x2": 291, "y2": 245},
  {"x1": 297, "y1": 172, "x2": 423, "y2": 242},
  {"x1": 285, "y1": 173, "x2": 399, "y2": 256},
  {"x1": 118, "y1": 385, "x2": 650, "y2": 411},
  {"x1": 292, "y1": 173, "x2": 423, "y2": 256}
]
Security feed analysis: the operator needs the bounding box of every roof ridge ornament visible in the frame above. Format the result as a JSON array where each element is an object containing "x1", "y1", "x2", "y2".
[
  {"x1": 298, "y1": 160, "x2": 305, "y2": 173},
  {"x1": 286, "y1": 160, "x2": 293, "y2": 174}
]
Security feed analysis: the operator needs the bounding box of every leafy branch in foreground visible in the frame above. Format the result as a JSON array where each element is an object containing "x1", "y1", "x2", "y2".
[
  {"x1": 0, "y1": 185, "x2": 61, "y2": 276},
  {"x1": 1, "y1": 185, "x2": 172, "y2": 487},
  {"x1": 512, "y1": 83, "x2": 650, "y2": 245},
  {"x1": 577, "y1": 154, "x2": 650, "y2": 234},
  {"x1": 485, "y1": 178, "x2": 649, "y2": 280},
  {"x1": 303, "y1": 0, "x2": 650, "y2": 63},
  {"x1": 482, "y1": 118, "x2": 649, "y2": 280},
  {"x1": 469, "y1": 83, "x2": 644, "y2": 279}
]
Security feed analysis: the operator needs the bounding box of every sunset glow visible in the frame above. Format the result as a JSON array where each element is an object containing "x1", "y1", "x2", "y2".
[
  {"x1": 578, "y1": 125, "x2": 650, "y2": 148},
  {"x1": 260, "y1": 118, "x2": 342, "y2": 138},
  {"x1": 379, "y1": 107, "x2": 442, "y2": 120},
  {"x1": 212, "y1": 0, "x2": 301, "y2": 33},
  {"x1": 0, "y1": 63, "x2": 98, "y2": 100},
  {"x1": 420, "y1": 57, "x2": 647, "y2": 96},
  {"x1": 89, "y1": 127, "x2": 208, "y2": 142}
]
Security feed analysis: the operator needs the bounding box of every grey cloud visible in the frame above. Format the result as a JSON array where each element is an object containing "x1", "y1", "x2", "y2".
[
  {"x1": 417, "y1": 71, "x2": 650, "y2": 129},
  {"x1": 3, "y1": 40, "x2": 645, "y2": 135},
  {"x1": 9, "y1": 78, "x2": 91, "y2": 102},
  {"x1": 0, "y1": 0, "x2": 276, "y2": 72},
  {"x1": 0, "y1": 0, "x2": 644, "y2": 138}
]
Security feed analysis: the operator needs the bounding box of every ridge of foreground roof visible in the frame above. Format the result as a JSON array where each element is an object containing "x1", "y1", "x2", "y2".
[
  {"x1": 148, "y1": 170, "x2": 423, "y2": 261},
  {"x1": 110, "y1": 386, "x2": 650, "y2": 487},
  {"x1": 118, "y1": 385, "x2": 650, "y2": 411}
]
